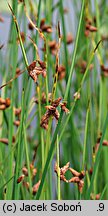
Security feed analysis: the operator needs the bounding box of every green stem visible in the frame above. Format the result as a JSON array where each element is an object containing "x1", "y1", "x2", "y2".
[
  {"x1": 64, "y1": 0, "x2": 85, "y2": 100},
  {"x1": 82, "y1": 101, "x2": 90, "y2": 170},
  {"x1": 57, "y1": 135, "x2": 60, "y2": 200},
  {"x1": 86, "y1": 113, "x2": 108, "y2": 199}
]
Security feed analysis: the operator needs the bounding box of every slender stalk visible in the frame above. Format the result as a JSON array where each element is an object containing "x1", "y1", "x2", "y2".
[
  {"x1": 13, "y1": 90, "x2": 25, "y2": 199},
  {"x1": 82, "y1": 101, "x2": 90, "y2": 170},
  {"x1": 6, "y1": 1, "x2": 18, "y2": 200},
  {"x1": 59, "y1": 0, "x2": 69, "y2": 83},
  {"x1": 23, "y1": 124, "x2": 33, "y2": 198},
  {"x1": 64, "y1": 0, "x2": 85, "y2": 100},
  {"x1": 86, "y1": 113, "x2": 108, "y2": 199},
  {"x1": 57, "y1": 135, "x2": 60, "y2": 200}
]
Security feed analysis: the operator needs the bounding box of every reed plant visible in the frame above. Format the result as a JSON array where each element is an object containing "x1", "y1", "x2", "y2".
[{"x1": 0, "y1": 0, "x2": 108, "y2": 200}]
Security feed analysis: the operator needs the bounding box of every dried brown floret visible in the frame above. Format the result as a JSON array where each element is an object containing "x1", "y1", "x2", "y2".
[
  {"x1": 49, "y1": 40, "x2": 57, "y2": 49},
  {"x1": 60, "y1": 162, "x2": 70, "y2": 175},
  {"x1": 22, "y1": 167, "x2": 28, "y2": 176},
  {"x1": 53, "y1": 108, "x2": 60, "y2": 120},
  {"x1": 73, "y1": 92, "x2": 80, "y2": 100},
  {"x1": 16, "y1": 68, "x2": 21, "y2": 75},
  {"x1": 68, "y1": 168, "x2": 85, "y2": 193},
  {"x1": 103, "y1": 140, "x2": 108, "y2": 146},
  {"x1": 68, "y1": 176, "x2": 80, "y2": 183},
  {"x1": 90, "y1": 193, "x2": 101, "y2": 200},
  {"x1": 32, "y1": 180, "x2": 41, "y2": 195},
  {"x1": 30, "y1": 163, "x2": 37, "y2": 178},
  {"x1": 48, "y1": 40, "x2": 58, "y2": 55},
  {"x1": 0, "y1": 97, "x2": 11, "y2": 110},
  {"x1": 28, "y1": 22, "x2": 34, "y2": 31},
  {"x1": 34, "y1": 92, "x2": 52, "y2": 104},
  {"x1": 66, "y1": 33, "x2": 74, "y2": 44},
  {"x1": 77, "y1": 60, "x2": 94, "y2": 74},
  {"x1": 40, "y1": 18, "x2": 46, "y2": 28},
  {"x1": 63, "y1": 8, "x2": 69, "y2": 14},
  {"x1": 14, "y1": 107, "x2": 21, "y2": 116},
  {"x1": 101, "y1": 64, "x2": 108, "y2": 77},
  {"x1": 14, "y1": 120, "x2": 20, "y2": 127},
  {"x1": 5, "y1": 98, "x2": 11, "y2": 107},
  {"x1": 94, "y1": 143, "x2": 99, "y2": 154},
  {"x1": 40, "y1": 114, "x2": 49, "y2": 130},
  {"x1": 69, "y1": 167, "x2": 85, "y2": 179},
  {"x1": 17, "y1": 175, "x2": 25, "y2": 184},
  {"x1": 54, "y1": 162, "x2": 85, "y2": 193},
  {"x1": 0, "y1": 138, "x2": 9, "y2": 145},
  {"x1": 0, "y1": 136, "x2": 16, "y2": 145},
  {"x1": 58, "y1": 65, "x2": 66, "y2": 80},
  {"x1": 32, "y1": 168, "x2": 37, "y2": 177},
  {"x1": 41, "y1": 25, "x2": 52, "y2": 33},
  {"x1": 85, "y1": 17, "x2": 92, "y2": 25},
  {"x1": 0, "y1": 104, "x2": 6, "y2": 110},
  {"x1": 23, "y1": 181, "x2": 30, "y2": 190},
  {"x1": 54, "y1": 162, "x2": 70, "y2": 183},
  {"x1": 0, "y1": 97, "x2": 6, "y2": 104},
  {"x1": 84, "y1": 17, "x2": 97, "y2": 37},
  {"x1": 28, "y1": 60, "x2": 46, "y2": 82},
  {"x1": 78, "y1": 179, "x2": 84, "y2": 193},
  {"x1": 40, "y1": 97, "x2": 62, "y2": 130},
  {"x1": 60, "y1": 102, "x2": 69, "y2": 113},
  {"x1": 84, "y1": 30, "x2": 90, "y2": 37},
  {"x1": 89, "y1": 167, "x2": 93, "y2": 175},
  {"x1": 101, "y1": 35, "x2": 108, "y2": 41},
  {"x1": 40, "y1": 18, "x2": 52, "y2": 33},
  {"x1": 95, "y1": 193, "x2": 101, "y2": 200},
  {"x1": 86, "y1": 24, "x2": 97, "y2": 32},
  {"x1": 51, "y1": 97, "x2": 62, "y2": 108}
]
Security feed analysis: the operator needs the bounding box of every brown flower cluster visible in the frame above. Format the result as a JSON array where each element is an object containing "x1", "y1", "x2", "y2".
[
  {"x1": 40, "y1": 18, "x2": 52, "y2": 33},
  {"x1": 0, "y1": 136, "x2": 15, "y2": 145},
  {"x1": 40, "y1": 97, "x2": 61, "y2": 130},
  {"x1": 90, "y1": 193, "x2": 101, "y2": 200},
  {"x1": 46, "y1": 33, "x2": 73, "y2": 56},
  {"x1": 28, "y1": 22, "x2": 34, "y2": 31},
  {"x1": 16, "y1": 68, "x2": 21, "y2": 75},
  {"x1": 60, "y1": 101, "x2": 70, "y2": 113},
  {"x1": 40, "y1": 97, "x2": 69, "y2": 130},
  {"x1": 0, "y1": 97, "x2": 11, "y2": 110},
  {"x1": 54, "y1": 162, "x2": 70, "y2": 183},
  {"x1": 66, "y1": 33, "x2": 74, "y2": 45},
  {"x1": 101, "y1": 64, "x2": 108, "y2": 77},
  {"x1": 94, "y1": 133, "x2": 108, "y2": 155},
  {"x1": 73, "y1": 92, "x2": 80, "y2": 100},
  {"x1": 77, "y1": 60, "x2": 94, "y2": 74},
  {"x1": 41, "y1": 40, "x2": 58, "y2": 56},
  {"x1": 48, "y1": 40, "x2": 58, "y2": 55},
  {"x1": 14, "y1": 107, "x2": 21, "y2": 127},
  {"x1": 17, "y1": 164, "x2": 40, "y2": 195},
  {"x1": 34, "y1": 92, "x2": 52, "y2": 105},
  {"x1": 85, "y1": 17, "x2": 97, "y2": 37},
  {"x1": 54, "y1": 162, "x2": 85, "y2": 193},
  {"x1": 28, "y1": 60, "x2": 46, "y2": 83},
  {"x1": 58, "y1": 65, "x2": 66, "y2": 80}
]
